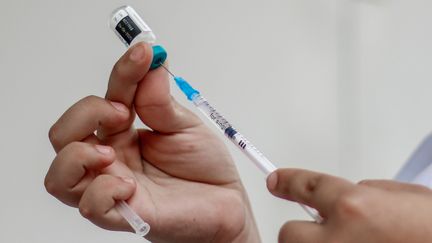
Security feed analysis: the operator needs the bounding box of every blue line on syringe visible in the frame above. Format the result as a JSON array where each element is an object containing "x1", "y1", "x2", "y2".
[{"x1": 160, "y1": 64, "x2": 323, "y2": 223}]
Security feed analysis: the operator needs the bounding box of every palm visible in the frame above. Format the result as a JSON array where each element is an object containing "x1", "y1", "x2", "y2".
[{"x1": 103, "y1": 121, "x2": 246, "y2": 242}]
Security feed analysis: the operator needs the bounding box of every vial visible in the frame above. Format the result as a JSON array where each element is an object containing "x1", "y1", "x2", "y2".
[
  {"x1": 110, "y1": 5, "x2": 156, "y2": 46},
  {"x1": 110, "y1": 5, "x2": 167, "y2": 69}
]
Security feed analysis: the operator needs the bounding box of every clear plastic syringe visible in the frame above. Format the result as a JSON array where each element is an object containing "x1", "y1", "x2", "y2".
[
  {"x1": 161, "y1": 64, "x2": 323, "y2": 223},
  {"x1": 115, "y1": 201, "x2": 150, "y2": 236},
  {"x1": 163, "y1": 66, "x2": 276, "y2": 175}
]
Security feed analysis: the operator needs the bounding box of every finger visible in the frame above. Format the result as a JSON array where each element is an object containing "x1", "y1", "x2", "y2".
[
  {"x1": 134, "y1": 63, "x2": 202, "y2": 133},
  {"x1": 44, "y1": 142, "x2": 115, "y2": 207},
  {"x1": 105, "y1": 42, "x2": 153, "y2": 107},
  {"x1": 359, "y1": 179, "x2": 432, "y2": 193},
  {"x1": 49, "y1": 96, "x2": 130, "y2": 152},
  {"x1": 105, "y1": 42, "x2": 201, "y2": 133},
  {"x1": 278, "y1": 220, "x2": 324, "y2": 243},
  {"x1": 79, "y1": 174, "x2": 137, "y2": 232},
  {"x1": 267, "y1": 169, "x2": 354, "y2": 215}
]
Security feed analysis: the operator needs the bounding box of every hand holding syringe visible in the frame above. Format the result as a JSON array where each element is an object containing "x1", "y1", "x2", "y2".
[
  {"x1": 109, "y1": 5, "x2": 322, "y2": 237},
  {"x1": 159, "y1": 64, "x2": 324, "y2": 223}
]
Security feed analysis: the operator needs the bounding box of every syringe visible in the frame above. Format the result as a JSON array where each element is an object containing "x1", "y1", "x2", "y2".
[
  {"x1": 115, "y1": 201, "x2": 150, "y2": 236},
  {"x1": 160, "y1": 64, "x2": 323, "y2": 223},
  {"x1": 161, "y1": 65, "x2": 276, "y2": 175}
]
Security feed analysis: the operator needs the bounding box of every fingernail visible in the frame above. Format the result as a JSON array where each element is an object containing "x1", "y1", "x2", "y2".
[
  {"x1": 129, "y1": 44, "x2": 146, "y2": 62},
  {"x1": 121, "y1": 177, "x2": 135, "y2": 185},
  {"x1": 110, "y1": 101, "x2": 129, "y2": 113},
  {"x1": 267, "y1": 172, "x2": 278, "y2": 191},
  {"x1": 95, "y1": 145, "x2": 112, "y2": 155}
]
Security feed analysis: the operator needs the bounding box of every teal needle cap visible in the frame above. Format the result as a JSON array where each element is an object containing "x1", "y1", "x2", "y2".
[{"x1": 150, "y1": 45, "x2": 168, "y2": 70}]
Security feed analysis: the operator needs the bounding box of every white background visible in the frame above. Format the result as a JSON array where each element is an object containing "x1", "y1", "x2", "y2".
[{"x1": 1, "y1": 0, "x2": 431, "y2": 242}]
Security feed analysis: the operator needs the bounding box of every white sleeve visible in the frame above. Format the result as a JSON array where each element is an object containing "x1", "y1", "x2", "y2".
[{"x1": 395, "y1": 133, "x2": 432, "y2": 187}]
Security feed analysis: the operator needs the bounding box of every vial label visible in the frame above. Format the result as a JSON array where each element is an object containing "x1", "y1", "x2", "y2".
[{"x1": 115, "y1": 16, "x2": 142, "y2": 45}]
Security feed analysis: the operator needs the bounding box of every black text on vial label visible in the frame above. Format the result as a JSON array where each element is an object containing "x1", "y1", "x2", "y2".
[{"x1": 116, "y1": 16, "x2": 142, "y2": 45}]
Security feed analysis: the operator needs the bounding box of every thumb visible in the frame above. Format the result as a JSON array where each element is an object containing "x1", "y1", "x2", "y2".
[{"x1": 134, "y1": 63, "x2": 202, "y2": 133}]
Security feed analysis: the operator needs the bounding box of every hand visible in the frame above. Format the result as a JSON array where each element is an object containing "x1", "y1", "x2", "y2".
[
  {"x1": 45, "y1": 43, "x2": 260, "y2": 243},
  {"x1": 267, "y1": 169, "x2": 432, "y2": 243}
]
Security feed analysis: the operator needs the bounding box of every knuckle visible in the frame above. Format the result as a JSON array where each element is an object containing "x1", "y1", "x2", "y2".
[
  {"x1": 304, "y1": 174, "x2": 325, "y2": 197},
  {"x1": 334, "y1": 191, "x2": 366, "y2": 219},
  {"x1": 79, "y1": 203, "x2": 93, "y2": 219},
  {"x1": 278, "y1": 221, "x2": 296, "y2": 243},
  {"x1": 44, "y1": 176, "x2": 57, "y2": 196},
  {"x1": 81, "y1": 95, "x2": 100, "y2": 105},
  {"x1": 215, "y1": 191, "x2": 246, "y2": 239},
  {"x1": 48, "y1": 124, "x2": 61, "y2": 147},
  {"x1": 286, "y1": 172, "x2": 325, "y2": 202}
]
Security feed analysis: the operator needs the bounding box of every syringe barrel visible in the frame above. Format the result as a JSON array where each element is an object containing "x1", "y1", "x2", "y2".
[
  {"x1": 116, "y1": 201, "x2": 150, "y2": 236},
  {"x1": 191, "y1": 94, "x2": 277, "y2": 175},
  {"x1": 230, "y1": 133, "x2": 277, "y2": 175}
]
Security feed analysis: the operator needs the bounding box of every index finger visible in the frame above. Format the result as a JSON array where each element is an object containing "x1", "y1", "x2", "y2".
[
  {"x1": 267, "y1": 169, "x2": 354, "y2": 216},
  {"x1": 105, "y1": 42, "x2": 153, "y2": 107}
]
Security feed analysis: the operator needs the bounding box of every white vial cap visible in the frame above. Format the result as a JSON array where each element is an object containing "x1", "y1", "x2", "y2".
[{"x1": 110, "y1": 5, "x2": 157, "y2": 47}]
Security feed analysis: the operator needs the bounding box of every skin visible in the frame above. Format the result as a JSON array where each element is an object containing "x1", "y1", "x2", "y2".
[
  {"x1": 45, "y1": 42, "x2": 260, "y2": 243},
  {"x1": 45, "y1": 42, "x2": 432, "y2": 243},
  {"x1": 267, "y1": 169, "x2": 432, "y2": 243}
]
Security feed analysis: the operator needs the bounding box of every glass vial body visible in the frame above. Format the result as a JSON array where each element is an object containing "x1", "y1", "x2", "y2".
[{"x1": 109, "y1": 5, "x2": 157, "y2": 47}]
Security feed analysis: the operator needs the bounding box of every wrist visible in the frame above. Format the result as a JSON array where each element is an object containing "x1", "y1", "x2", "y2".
[
  {"x1": 231, "y1": 211, "x2": 261, "y2": 243},
  {"x1": 220, "y1": 188, "x2": 261, "y2": 243}
]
